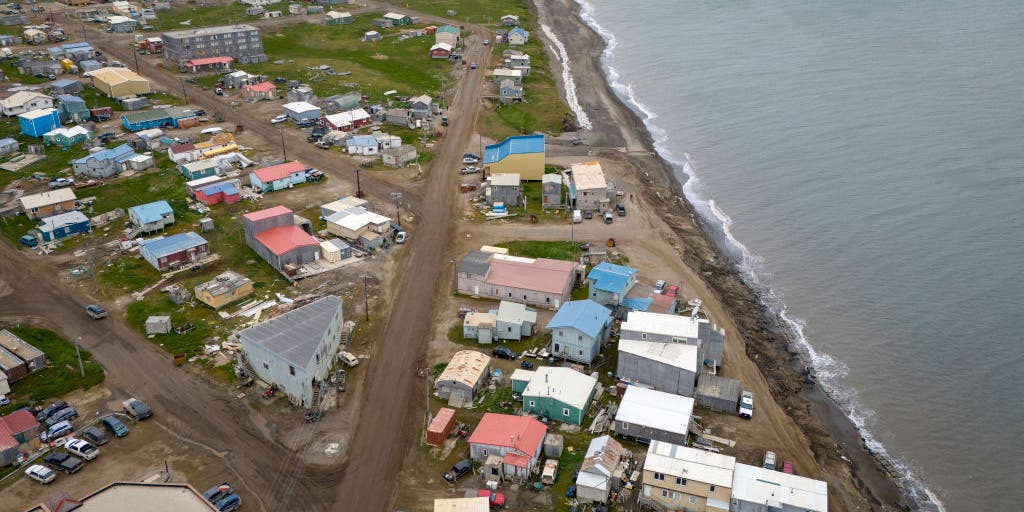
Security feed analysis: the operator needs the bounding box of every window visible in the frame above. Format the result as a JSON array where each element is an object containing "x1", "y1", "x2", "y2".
[
  {"x1": 262, "y1": 362, "x2": 269, "y2": 370},
  {"x1": 508, "y1": 292, "x2": 512, "y2": 297},
  {"x1": 676, "y1": 477, "x2": 686, "y2": 485},
  {"x1": 528, "y1": 400, "x2": 536, "y2": 407},
  {"x1": 621, "y1": 422, "x2": 628, "y2": 430},
  {"x1": 653, "y1": 472, "x2": 665, "y2": 481},
  {"x1": 289, "y1": 365, "x2": 295, "y2": 376},
  {"x1": 709, "y1": 485, "x2": 715, "y2": 492},
  {"x1": 641, "y1": 333, "x2": 647, "y2": 340},
  {"x1": 577, "y1": 334, "x2": 582, "y2": 341},
  {"x1": 562, "y1": 408, "x2": 570, "y2": 417},
  {"x1": 558, "y1": 330, "x2": 563, "y2": 337},
  {"x1": 689, "y1": 496, "x2": 697, "y2": 504}
]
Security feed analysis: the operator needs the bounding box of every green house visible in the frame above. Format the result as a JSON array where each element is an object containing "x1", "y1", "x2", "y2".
[{"x1": 521, "y1": 366, "x2": 598, "y2": 425}]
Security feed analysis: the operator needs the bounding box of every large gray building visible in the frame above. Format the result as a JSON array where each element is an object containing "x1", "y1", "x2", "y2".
[
  {"x1": 485, "y1": 173, "x2": 521, "y2": 207},
  {"x1": 239, "y1": 296, "x2": 344, "y2": 407},
  {"x1": 620, "y1": 311, "x2": 726, "y2": 370},
  {"x1": 243, "y1": 205, "x2": 321, "y2": 275},
  {"x1": 616, "y1": 339, "x2": 698, "y2": 397},
  {"x1": 161, "y1": 24, "x2": 267, "y2": 65},
  {"x1": 0, "y1": 329, "x2": 46, "y2": 374}
]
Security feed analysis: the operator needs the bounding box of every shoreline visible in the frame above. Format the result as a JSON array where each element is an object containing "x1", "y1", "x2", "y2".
[{"x1": 531, "y1": 0, "x2": 912, "y2": 509}]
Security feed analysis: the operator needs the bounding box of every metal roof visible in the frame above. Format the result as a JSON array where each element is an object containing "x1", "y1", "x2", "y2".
[
  {"x1": 695, "y1": 373, "x2": 741, "y2": 402},
  {"x1": 239, "y1": 295, "x2": 342, "y2": 368},
  {"x1": 433, "y1": 497, "x2": 489, "y2": 512},
  {"x1": 20, "y1": 188, "x2": 76, "y2": 210},
  {"x1": 122, "y1": 107, "x2": 190, "y2": 124},
  {"x1": 621, "y1": 311, "x2": 700, "y2": 340},
  {"x1": 483, "y1": 134, "x2": 544, "y2": 164},
  {"x1": 253, "y1": 225, "x2": 319, "y2": 255},
  {"x1": 18, "y1": 108, "x2": 59, "y2": 121},
  {"x1": 486, "y1": 255, "x2": 576, "y2": 295},
  {"x1": 195, "y1": 271, "x2": 251, "y2": 298},
  {"x1": 467, "y1": 413, "x2": 546, "y2": 457},
  {"x1": 128, "y1": 200, "x2": 172, "y2": 224},
  {"x1": 731, "y1": 462, "x2": 828, "y2": 511},
  {"x1": 546, "y1": 300, "x2": 611, "y2": 338},
  {"x1": 345, "y1": 134, "x2": 377, "y2": 147},
  {"x1": 162, "y1": 24, "x2": 259, "y2": 38},
  {"x1": 252, "y1": 161, "x2": 309, "y2": 183},
  {"x1": 0, "y1": 329, "x2": 45, "y2": 363},
  {"x1": 579, "y1": 435, "x2": 625, "y2": 481},
  {"x1": 435, "y1": 350, "x2": 490, "y2": 390},
  {"x1": 643, "y1": 440, "x2": 736, "y2": 489},
  {"x1": 616, "y1": 386, "x2": 694, "y2": 437},
  {"x1": 489, "y1": 173, "x2": 520, "y2": 187},
  {"x1": 457, "y1": 250, "x2": 492, "y2": 275},
  {"x1": 325, "y1": 206, "x2": 390, "y2": 231},
  {"x1": 72, "y1": 143, "x2": 135, "y2": 165},
  {"x1": 38, "y1": 211, "x2": 90, "y2": 233},
  {"x1": 496, "y1": 300, "x2": 536, "y2": 326},
  {"x1": 618, "y1": 339, "x2": 698, "y2": 373},
  {"x1": 138, "y1": 231, "x2": 208, "y2": 259},
  {"x1": 570, "y1": 161, "x2": 607, "y2": 190},
  {"x1": 522, "y1": 366, "x2": 597, "y2": 411},
  {"x1": 244, "y1": 205, "x2": 292, "y2": 222},
  {"x1": 586, "y1": 261, "x2": 637, "y2": 294},
  {"x1": 282, "y1": 101, "x2": 320, "y2": 114},
  {"x1": 197, "y1": 182, "x2": 238, "y2": 196}
]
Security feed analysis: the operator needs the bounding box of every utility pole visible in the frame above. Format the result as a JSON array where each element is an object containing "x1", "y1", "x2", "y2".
[
  {"x1": 73, "y1": 336, "x2": 85, "y2": 377},
  {"x1": 132, "y1": 49, "x2": 139, "y2": 73},
  {"x1": 279, "y1": 125, "x2": 287, "y2": 160},
  {"x1": 179, "y1": 78, "x2": 187, "y2": 103},
  {"x1": 354, "y1": 168, "x2": 363, "y2": 198},
  {"x1": 391, "y1": 192, "x2": 402, "y2": 226},
  {"x1": 362, "y1": 275, "x2": 371, "y2": 322}
]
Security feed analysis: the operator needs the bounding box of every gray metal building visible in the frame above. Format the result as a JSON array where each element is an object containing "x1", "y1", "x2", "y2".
[
  {"x1": 161, "y1": 24, "x2": 268, "y2": 65},
  {"x1": 616, "y1": 339, "x2": 698, "y2": 397},
  {"x1": 695, "y1": 373, "x2": 741, "y2": 413},
  {"x1": 485, "y1": 173, "x2": 521, "y2": 206},
  {"x1": 243, "y1": 206, "x2": 319, "y2": 274},
  {"x1": 0, "y1": 329, "x2": 45, "y2": 374},
  {"x1": 542, "y1": 174, "x2": 562, "y2": 210},
  {"x1": 239, "y1": 296, "x2": 344, "y2": 407}
]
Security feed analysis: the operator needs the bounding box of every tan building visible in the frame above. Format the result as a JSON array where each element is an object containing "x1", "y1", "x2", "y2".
[
  {"x1": 433, "y1": 497, "x2": 489, "y2": 512},
  {"x1": 640, "y1": 441, "x2": 735, "y2": 512},
  {"x1": 88, "y1": 67, "x2": 152, "y2": 98},
  {"x1": 482, "y1": 134, "x2": 545, "y2": 181},
  {"x1": 22, "y1": 482, "x2": 218, "y2": 512},
  {"x1": 19, "y1": 189, "x2": 77, "y2": 220},
  {"x1": 194, "y1": 271, "x2": 253, "y2": 309},
  {"x1": 570, "y1": 161, "x2": 611, "y2": 212},
  {"x1": 434, "y1": 350, "x2": 491, "y2": 401}
]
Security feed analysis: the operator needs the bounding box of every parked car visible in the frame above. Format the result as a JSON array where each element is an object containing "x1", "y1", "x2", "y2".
[
  {"x1": 337, "y1": 351, "x2": 359, "y2": 368},
  {"x1": 664, "y1": 285, "x2": 679, "y2": 298},
  {"x1": 45, "y1": 406, "x2": 78, "y2": 427},
  {"x1": 203, "y1": 483, "x2": 241, "y2": 512},
  {"x1": 25, "y1": 464, "x2": 56, "y2": 484},
  {"x1": 782, "y1": 460, "x2": 795, "y2": 474},
  {"x1": 122, "y1": 398, "x2": 153, "y2": 420},
  {"x1": 653, "y1": 280, "x2": 666, "y2": 294},
  {"x1": 739, "y1": 390, "x2": 754, "y2": 419},
  {"x1": 470, "y1": 62, "x2": 477, "y2": 70},
  {"x1": 572, "y1": 210, "x2": 582, "y2": 223},
  {"x1": 36, "y1": 401, "x2": 68, "y2": 422},
  {"x1": 443, "y1": 459, "x2": 473, "y2": 483},
  {"x1": 315, "y1": 140, "x2": 331, "y2": 149},
  {"x1": 296, "y1": 119, "x2": 317, "y2": 128},
  {"x1": 80, "y1": 425, "x2": 109, "y2": 446},
  {"x1": 85, "y1": 304, "x2": 107, "y2": 319},
  {"x1": 477, "y1": 489, "x2": 505, "y2": 508},
  {"x1": 394, "y1": 231, "x2": 407, "y2": 244},
  {"x1": 270, "y1": 114, "x2": 288, "y2": 124},
  {"x1": 101, "y1": 415, "x2": 129, "y2": 438},
  {"x1": 43, "y1": 452, "x2": 83, "y2": 474},
  {"x1": 460, "y1": 166, "x2": 481, "y2": 174},
  {"x1": 615, "y1": 204, "x2": 626, "y2": 216},
  {"x1": 483, "y1": 39, "x2": 490, "y2": 46},
  {"x1": 96, "y1": 132, "x2": 115, "y2": 143},
  {"x1": 65, "y1": 438, "x2": 99, "y2": 461},
  {"x1": 492, "y1": 346, "x2": 517, "y2": 360},
  {"x1": 441, "y1": 116, "x2": 449, "y2": 126},
  {"x1": 762, "y1": 450, "x2": 777, "y2": 471},
  {"x1": 49, "y1": 177, "x2": 74, "y2": 189},
  {"x1": 18, "y1": 235, "x2": 38, "y2": 248},
  {"x1": 584, "y1": 210, "x2": 594, "y2": 220},
  {"x1": 603, "y1": 211, "x2": 613, "y2": 224},
  {"x1": 41, "y1": 420, "x2": 74, "y2": 442},
  {"x1": 457, "y1": 306, "x2": 476, "y2": 318},
  {"x1": 0, "y1": 394, "x2": 8, "y2": 406}
]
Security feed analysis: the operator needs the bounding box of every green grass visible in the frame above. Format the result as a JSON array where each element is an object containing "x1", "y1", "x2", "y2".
[
  {"x1": 495, "y1": 240, "x2": 577, "y2": 260},
  {"x1": 0, "y1": 326, "x2": 105, "y2": 414},
  {"x1": 78, "y1": 85, "x2": 123, "y2": 111},
  {"x1": 87, "y1": 160, "x2": 190, "y2": 215},
  {"x1": 146, "y1": 2, "x2": 280, "y2": 31},
  {"x1": 570, "y1": 285, "x2": 589, "y2": 301},
  {"x1": 550, "y1": 432, "x2": 590, "y2": 511},
  {"x1": 0, "y1": 215, "x2": 37, "y2": 246},
  {"x1": 126, "y1": 295, "x2": 217, "y2": 356},
  {"x1": 208, "y1": 362, "x2": 237, "y2": 383},
  {"x1": 241, "y1": 17, "x2": 449, "y2": 102},
  {"x1": 401, "y1": 0, "x2": 529, "y2": 24},
  {"x1": 148, "y1": 92, "x2": 185, "y2": 106},
  {"x1": 446, "y1": 320, "x2": 549, "y2": 355},
  {"x1": 480, "y1": 36, "x2": 570, "y2": 138},
  {"x1": 99, "y1": 256, "x2": 163, "y2": 292}
]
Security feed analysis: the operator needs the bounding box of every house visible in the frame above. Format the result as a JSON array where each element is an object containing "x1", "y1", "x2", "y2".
[
  {"x1": 614, "y1": 386, "x2": 694, "y2": 446},
  {"x1": 495, "y1": 300, "x2": 537, "y2": 341},
  {"x1": 371, "y1": 17, "x2": 393, "y2": 29},
  {"x1": 239, "y1": 296, "x2": 344, "y2": 407},
  {"x1": 20, "y1": 189, "x2": 76, "y2": 220},
  {"x1": 71, "y1": 143, "x2": 137, "y2": 179},
  {"x1": 345, "y1": 135, "x2": 379, "y2": 156},
  {"x1": 319, "y1": 238, "x2": 352, "y2": 262},
  {"x1": 485, "y1": 173, "x2": 522, "y2": 207},
  {"x1": 57, "y1": 94, "x2": 89, "y2": 122},
  {"x1": 381, "y1": 144, "x2": 418, "y2": 167},
  {"x1": 383, "y1": 108, "x2": 411, "y2": 127},
  {"x1": 17, "y1": 58, "x2": 62, "y2": 76},
  {"x1": 468, "y1": 413, "x2": 547, "y2": 481},
  {"x1": 18, "y1": 108, "x2": 62, "y2": 138},
  {"x1": 127, "y1": 154, "x2": 155, "y2": 172},
  {"x1": 507, "y1": 27, "x2": 529, "y2": 45},
  {"x1": 322, "y1": 108, "x2": 371, "y2": 131},
  {"x1": 491, "y1": 68, "x2": 523, "y2": 85},
  {"x1": 641, "y1": 441, "x2": 736, "y2": 512},
  {"x1": 286, "y1": 85, "x2": 316, "y2": 104},
  {"x1": 434, "y1": 497, "x2": 489, "y2": 512},
  {"x1": 128, "y1": 200, "x2": 175, "y2": 233},
  {"x1": 106, "y1": 15, "x2": 139, "y2": 32},
  {"x1": 78, "y1": 59, "x2": 103, "y2": 73},
  {"x1": 242, "y1": 81, "x2": 277, "y2": 100},
  {"x1": 35, "y1": 211, "x2": 90, "y2": 242},
  {"x1": 161, "y1": 24, "x2": 267, "y2": 65},
  {"x1": 139, "y1": 232, "x2": 211, "y2": 270},
  {"x1": 288, "y1": 3, "x2": 307, "y2": 15},
  {"x1": 408, "y1": 94, "x2": 433, "y2": 119},
  {"x1": 694, "y1": 373, "x2": 741, "y2": 413},
  {"x1": 483, "y1": 134, "x2": 545, "y2": 181},
  {"x1": 435, "y1": 25, "x2": 460, "y2": 46},
  {"x1": 122, "y1": 107, "x2": 196, "y2": 131},
  {"x1": 362, "y1": 30, "x2": 382, "y2": 42},
  {"x1": 0, "y1": 409, "x2": 40, "y2": 467},
  {"x1": 87, "y1": 67, "x2": 152, "y2": 97},
  {"x1": 324, "y1": 206, "x2": 391, "y2": 249},
  {"x1": 178, "y1": 159, "x2": 220, "y2": 180},
  {"x1": 121, "y1": 96, "x2": 152, "y2": 111},
  {"x1": 501, "y1": 14, "x2": 520, "y2": 27},
  {"x1": 194, "y1": 271, "x2": 253, "y2": 309},
  {"x1": 546, "y1": 299, "x2": 613, "y2": 364},
  {"x1": 576, "y1": 435, "x2": 629, "y2": 504},
  {"x1": 542, "y1": 174, "x2": 563, "y2": 210},
  {"x1": 456, "y1": 250, "x2": 577, "y2": 308},
  {"x1": 250, "y1": 161, "x2": 311, "y2": 193},
  {"x1": 505, "y1": 52, "x2": 531, "y2": 76},
  {"x1": 324, "y1": 11, "x2": 353, "y2": 25},
  {"x1": 282, "y1": 101, "x2": 321, "y2": 122},
  {"x1": 243, "y1": 205, "x2": 321, "y2": 273},
  {"x1": 0, "y1": 138, "x2": 18, "y2": 157},
  {"x1": 463, "y1": 311, "x2": 497, "y2": 344},
  {"x1": 621, "y1": 311, "x2": 726, "y2": 369},
  {"x1": 1, "y1": 91, "x2": 54, "y2": 116},
  {"x1": 222, "y1": 70, "x2": 256, "y2": 89},
  {"x1": 586, "y1": 262, "x2": 638, "y2": 307},
  {"x1": 617, "y1": 339, "x2": 698, "y2": 397},
  {"x1": 140, "y1": 37, "x2": 163, "y2": 54},
  {"x1": 499, "y1": 79, "x2": 523, "y2": 104},
  {"x1": 0, "y1": 344, "x2": 28, "y2": 383},
  {"x1": 0, "y1": 330, "x2": 45, "y2": 374},
  {"x1": 730, "y1": 463, "x2": 828, "y2": 512},
  {"x1": 145, "y1": 315, "x2": 172, "y2": 335},
  {"x1": 434, "y1": 350, "x2": 491, "y2": 401},
  {"x1": 383, "y1": 12, "x2": 412, "y2": 25},
  {"x1": 521, "y1": 366, "x2": 598, "y2": 425},
  {"x1": 183, "y1": 56, "x2": 234, "y2": 73},
  {"x1": 429, "y1": 42, "x2": 453, "y2": 59},
  {"x1": 320, "y1": 196, "x2": 368, "y2": 219},
  {"x1": 373, "y1": 131, "x2": 402, "y2": 150},
  {"x1": 21, "y1": 28, "x2": 47, "y2": 45},
  {"x1": 570, "y1": 161, "x2": 611, "y2": 212},
  {"x1": 196, "y1": 181, "x2": 241, "y2": 206},
  {"x1": 43, "y1": 125, "x2": 92, "y2": 148},
  {"x1": 21, "y1": 482, "x2": 222, "y2": 511},
  {"x1": 324, "y1": 91, "x2": 362, "y2": 112}
]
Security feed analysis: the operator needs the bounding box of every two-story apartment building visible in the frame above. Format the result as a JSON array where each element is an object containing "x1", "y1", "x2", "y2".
[{"x1": 641, "y1": 441, "x2": 736, "y2": 512}]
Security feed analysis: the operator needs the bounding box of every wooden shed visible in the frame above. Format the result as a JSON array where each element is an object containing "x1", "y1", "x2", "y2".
[{"x1": 426, "y1": 407, "x2": 456, "y2": 446}]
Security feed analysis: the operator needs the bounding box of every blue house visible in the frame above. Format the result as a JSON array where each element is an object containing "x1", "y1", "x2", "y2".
[
  {"x1": 139, "y1": 232, "x2": 211, "y2": 271},
  {"x1": 57, "y1": 95, "x2": 89, "y2": 123},
  {"x1": 18, "y1": 109, "x2": 62, "y2": 138},
  {"x1": 37, "y1": 211, "x2": 91, "y2": 242},
  {"x1": 128, "y1": 200, "x2": 175, "y2": 233},
  {"x1": 121, "y1": 107, "x2": 194, "y2": 132},
  {"x1": 71, "y1": 144, "x2": 137, "y2": 179},
  {"x1": 482, "y1": 134, "x2": 545, "y2": 180},
  {"x1": 546, "y1": 299, "x2": 613, "y2": 364},
  {"x1": 249, "y1": 161, "x2": 310, "y2": 193},
  {"x1": 586, "y1": 262, "x2": 638, "y2": 307},
  {"x1": 179, "y1": 160, "x2": 221, "y2": 181}
]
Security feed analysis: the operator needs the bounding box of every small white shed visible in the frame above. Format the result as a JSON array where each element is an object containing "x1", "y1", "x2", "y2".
[{"x1": 145, "y1": 315, "x2": 172, "y2": 334}]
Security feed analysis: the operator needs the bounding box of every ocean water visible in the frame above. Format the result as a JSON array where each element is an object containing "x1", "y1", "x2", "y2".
[{"x1": 574, "y1": 0, "x2": 1024, "y2": 510}]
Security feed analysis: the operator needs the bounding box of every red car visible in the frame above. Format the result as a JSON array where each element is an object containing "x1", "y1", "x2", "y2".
[
  {"x1": 665, "y1": 285, "x2": 679, "y2": 297},
  {"x1": 782, "y1": 460, "x2": 795, "y2": 474},
  {"x1": 477, "y1": 489, "x2": 505, "y2": 509}
]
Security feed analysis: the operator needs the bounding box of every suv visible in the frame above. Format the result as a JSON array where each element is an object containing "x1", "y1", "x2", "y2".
[
  {"x1": 85, "y1": 304, "x2": 107, "y2": 319},
  {"x1": 41, "y1": 420, "x2": 74, "y2": 442},
  {"x1": 123, "y1": 398, "x2": 153, "y2": 420},
  {"x1": 603, "y1": 211, "x2": 613, "y2": 224},
  {"x1": 492, "y1": 346, "x2": 517, "y2": 360},
  {"x1": 615, "y1": 204, "x2": 626, "y2": 216},
  {"x1": 762, "y1": 450, "x2": 777, "y2": 471},
  {"x1": 45, "y1": 406, "x2": 78, "y2": 427},
  {"x1": 36, "y1": 401, "x2": 68, "y2": 423},
  {"x1": 66, "y1": 438, "x2": 99, "y2": 461},
  {"x1": 80, "y1": 425, "x2": 109, "y2": 446},
  {"x1": 49, "y1": 178, "x2": 74, "y2": 189},
  {"x1": 739, "y1": 391, "x2": 754, "y2": 419},
  {"x1": 101, "y1": 415, "x2": 129, "y2": 438},
  {"x1": 653, "y1": 280, "x2": 667, "y2": 294},
  {"x1": 25, "y1": 464, "x2": 56, "y2": 484},
  {"x1": 44, "y1": 452, "x2": 83, "y2": 474},
  {"x1": 443, "y1": 459, "x2": 473, "y2": 483},
  {"x1": 270, "y1": 114, "x2": 288, "y2": 124}
]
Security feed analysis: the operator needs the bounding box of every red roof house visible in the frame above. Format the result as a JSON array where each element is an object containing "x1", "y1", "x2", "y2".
[
  {"x1": 195, "y1": 181, "x2": 240, "y2": 206},
  {"x1": 242, "y1": 205, "x2": 320, "y2": 275},
  {"x1": 184, "y1": 56, "x2": 233, "y2": 72},
  {"x1": 0, "y1": 408, "x2": 40, "y2": 464},
  {"x1": 249, "y1": 161, "x2": 311, "y2": 193},
  {"x1": 242, "y1": 81, "x2": 277, "y2": 101},
  {"x1": 468, "y1": 413, "x2": 547, "y2": 481}
]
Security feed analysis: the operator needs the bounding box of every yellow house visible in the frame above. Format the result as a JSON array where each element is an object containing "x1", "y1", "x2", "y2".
[
  {"x1": 640, "y1": 441, "x2": 735, "y2": 512},
  {"x1": 482, "y1": 134, "x2": 545, "y2": 181},
  {"x1": 88, "y1": 67, "x2": 152, "y2": 98},
  {"x1": 194, "y1": 271, "x2": 254, "y2": 309}
]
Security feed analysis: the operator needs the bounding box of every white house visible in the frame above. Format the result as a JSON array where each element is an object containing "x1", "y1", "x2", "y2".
[
  {"x1": 613, "y1": 386, "x2": 694, "y2": 446},
  {"x1": 616, "y1": 339, "x2": 698, "y2": 397},
  {"x1": 576, "y1": 435, "x2": 629, "y2": 504},
  {"x1": 1, "y1": 91, "x2": 54, "y2": 117},
  {"x1": 731, "y1": 463, "x2": 828, "y2": 512},
  {"x1": 641, "y1": 441, "x2": 736, "y2": 512}
]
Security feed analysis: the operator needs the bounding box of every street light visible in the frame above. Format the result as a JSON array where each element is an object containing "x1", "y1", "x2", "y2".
[
  {"x1": 391, "y1": 192, "x2": 402, "y2": 226},
  {"x1": 73, "y1": 336, "x2": 85, "y2": 377},
  {"x1": 354, "y1": 168, "x2": 363, "y2": 198},
  {"x1": 362, "y1": 275, "x2": 372, "y2": 322}
]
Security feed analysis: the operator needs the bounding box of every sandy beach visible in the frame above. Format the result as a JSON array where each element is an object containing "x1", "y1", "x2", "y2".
[{"x1": 531, "y1": 0, "x2": 910, "y2": 509}]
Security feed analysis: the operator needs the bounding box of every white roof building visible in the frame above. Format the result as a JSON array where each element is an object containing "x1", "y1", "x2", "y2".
[
  {"x1": 491, "y1": 68, "x2": 523, "y2": 80},
  {"x1": 489, "y1": 173, "x2": 520, "y2": 187},
  {"x1": 431, "y1": 42, "x2": 454, "y2": 52},
  {"x1": 282, "y1": 101, "x2": 320, "y2": 114},
  {"x1": 570, "y1": 161, "x2": 607, "y2": 191},
  {"x1": 383, "y1": 12, "x2": 409, "y2": 21},
  {"x1": 328, "y1": 207, "x2": 390, "y2": 232},
  {"x1": 621, "y1": 311, "x2": 701, "y2": 340},
  {"x1": 44, "y1": 125, "x2": 92, "y2": 139},
  {"x1": 616, "y1": 386, "x2": 694, "y2": 439},
  {"x1": 645, "y1": 440, "x2": 736, "y2": 490},
  {"x1": 20, "y1": 188, "x2": 76, "y2": 211},
  {"x1": 322, "y1": 107, "x2": 370, "y2": 129},
  {"x1": 618, "y1": 339, "x2": 698, "y2": 373},
  {"x1": 522, "y1": 366, "x2": 597, "y2": 413},
  {"x1": 731, "y1": 463, "x2": 828, "y2": 512},
  {"x1": 434, "y1": 350, "x2": 491, "y2": 400},
  {"x1": 433, "y1": 497, "x2": 490, "y2": 512}
]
